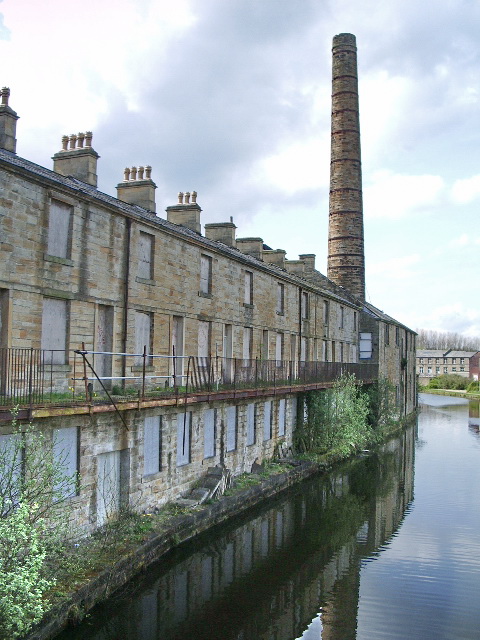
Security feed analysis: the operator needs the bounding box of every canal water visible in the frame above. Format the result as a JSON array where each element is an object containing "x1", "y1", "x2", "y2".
[{"x1": 57, "y1": 393, "x2": 480, "y2": 640}]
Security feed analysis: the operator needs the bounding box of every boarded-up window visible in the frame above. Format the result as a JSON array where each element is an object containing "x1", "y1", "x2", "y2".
[
  {"x1": 53, "y1": 426, "x2": 78, "y2": 498},
  {"x1": 41, "y1": 298, "x2": 67, "y2": 364},
  {"x1": 276, "y1": 283, "x2": 284, "y2": 314},
  {"x1": 198, "y1": 321, "x2": 210, "y2": 358},
  {"x1": 243, "y1": 327, "x2": 252, "y2": 363},
  {"x1": 275, "y1": 333, "x2": 283, "y2": 364},
  {"x1": 226, "y1": 406, "x2": 236, "y2": 452},
  {"x1": 332, "y1": 340, "x2": 336, "y2": 362},
  {"x1": 278, "y1": 398, "x2": 286, "y2": 437},
  {"x1": 359, "y1": 332, "x2": 372, "y2": 359},
  {"x1": 176, "y1": 412, "x2": 191, "y2": 466},
  {"x1": 262, "y1": 330, "x2": 269, "y2": 360},
  {"x1": 246, "y1": 403, "x2": 255, "y2": 446},
  {"x1": 96, "y1": 449, "x2": 121, "y2": 526},
  {"x1": 135, "y1": 311, "x2": 152, "y2": 365},
  {"x1": 200, "y1": 255, "x2": 212, "y2": 294},
  {"x1": 138, "y1": 231, "x2": 154, "y2": 280},
  {"x1": 47, "y1": 199, "x2": 72, "y2": 258},
  {"x1": 290, "y1": 397, "x2": 297, "y2": 430},
  {"x1": 322, "y1": 340, "x2": 328, "y2": 362},
  {"x1": 290, "y1": 335, "x2": 296, "y2": 361},
  {"x1": 143, "y1": 415, "x2": 161, "y2": 475},
  {"x1": 204, "y1": 408, "x2": 216, "y2": 458},
  {"x1": 301, "y1": 292, "x2": 309, "y2": 319},
  {"x1": 300, "y1": 337, "x2": 307, "y2": 362},
  {"x1": 263, "y1": 401, "x2": 272, "y2": 441},
  {"x1": 244, "y1": 271, "x2": 253, "y2": 305},
  {"x1": 0, "y1": 289, "x2": 8, "y2": 349},
  {"x1": 324, "y1": 300, "x2": 329, "y2": 325}
]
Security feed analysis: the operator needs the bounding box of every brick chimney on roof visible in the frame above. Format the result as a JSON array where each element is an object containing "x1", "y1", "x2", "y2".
[
  {"x1": 0, "y1": 87, "x2": 19, "y2": 153},
  {"x1": 52, "y1": 131, "x2": 100, "y2": 187},
  {"x1": 327, "y1": 33, "x2": 365, "y2": 300}
]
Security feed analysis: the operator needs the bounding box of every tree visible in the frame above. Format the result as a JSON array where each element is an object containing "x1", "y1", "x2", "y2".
[
  {"x1": 0, "y1": 412, "x2": 76, "y2": 639},
  {"x1": 416, "y1": 328, "x2": 480, "y2": 351}
]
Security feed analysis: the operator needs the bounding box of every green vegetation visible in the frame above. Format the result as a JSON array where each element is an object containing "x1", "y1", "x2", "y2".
[
  {"x1": 0, "y1": 412, "x2": 77, "y2": 639},
  {"x1": 466, "y1": 380, "x2": 480, "y2": 394},
  {"x1": 425, "y1": 374, "x2": 469, "y2": 390},
  {"x1": 294, "y1": 374, "x2": 400, "y2": 459}
]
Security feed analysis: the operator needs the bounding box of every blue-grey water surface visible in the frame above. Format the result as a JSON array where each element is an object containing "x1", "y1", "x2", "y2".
[{"x1": 57, "y1": 393, "x2": 480, "y2": 640}]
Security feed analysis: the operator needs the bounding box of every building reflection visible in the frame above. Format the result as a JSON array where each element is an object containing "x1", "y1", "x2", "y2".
[{"x1": 65, "y1": 427, "x2": 415, "y2": 640}]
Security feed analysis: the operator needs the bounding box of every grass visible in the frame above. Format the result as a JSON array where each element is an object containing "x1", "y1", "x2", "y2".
[{"x1": 43, "y1": 460, "x2": 292, "y2": 608}]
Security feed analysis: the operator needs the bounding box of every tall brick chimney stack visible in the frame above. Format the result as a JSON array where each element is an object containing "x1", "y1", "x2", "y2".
[{"x1": 327, "y1": 33, "x2": 365, "y2": 300}]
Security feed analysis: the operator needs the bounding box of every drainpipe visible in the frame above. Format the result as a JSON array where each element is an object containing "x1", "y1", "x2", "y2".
[{"x1": 122, "y1": 218, "x2": 132, "y2": 387}]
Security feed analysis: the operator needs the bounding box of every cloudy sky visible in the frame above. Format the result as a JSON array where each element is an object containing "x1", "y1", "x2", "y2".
[{"x1": 1, "y1": 0, "x2": 479, "y2": 337}]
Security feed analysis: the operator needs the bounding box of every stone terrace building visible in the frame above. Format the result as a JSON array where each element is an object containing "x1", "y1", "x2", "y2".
[
  {"x1": 0, "y1": 34, "x2": 416, "y2": 533},
  {"x1": 416, "y1": 349, "x2": 479, "y2": 385}
]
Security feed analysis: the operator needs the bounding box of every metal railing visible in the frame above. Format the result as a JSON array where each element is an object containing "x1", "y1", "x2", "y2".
[{"x1": 0, "y1": 347, "x2": 379, "y2": 408}]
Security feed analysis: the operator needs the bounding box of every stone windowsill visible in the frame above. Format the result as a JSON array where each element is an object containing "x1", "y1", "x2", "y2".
[
  {"x1": 44, "y1": 253, "x2": 74, "y2": 267},
  {"x1": 198, "y1": 291, "x2": 212, "y2": 298},
  {"x1": 135, "y1": 277, "x2": 156, "y2": 286},
  {"x1": 276, "y1": 310, "x2": 284, "y2": 316},
  {"x1": 243, "y1": 303, "x2": 254, "y2": 309},
  {"x1": 142, "y1": 471, "x2": 163, "y2": 482}
]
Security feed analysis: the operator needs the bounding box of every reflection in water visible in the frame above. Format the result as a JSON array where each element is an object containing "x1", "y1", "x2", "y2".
[{"x1": 59, "y1": 427, "x2": 414, "y2": 640}]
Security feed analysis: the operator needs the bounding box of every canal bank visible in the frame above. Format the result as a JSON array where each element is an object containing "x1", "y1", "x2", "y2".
[
  {"x1": 27, "y1": 416, "x2": 413, "y2": 640},
  {"x1": 419, "y1": 388, "x2": 480, "y2": 400}
]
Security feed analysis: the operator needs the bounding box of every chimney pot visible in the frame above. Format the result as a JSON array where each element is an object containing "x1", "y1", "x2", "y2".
[
  {"x1": 191, "y1": 190, "x2": 197, "y2": 204},
  {"x1": 178, "y1": 192, "x2": 184, "y2": 204},
  {"x1": 77, "y1": 132, "x2": 85, "y2": 148},
  {"x1": 145, "y1": 165, "x2": 152, "y2": 179},
  {"x1": 1, "y1": 87, "x2": 10, "y2": 106},
  {"x1": 138, "y1": 166, "x2": 144, "y2": 180},
  {"x1": 184, "y1": 191, "x2": 191, "y2": 204},
  {"x1": 130, "y1": 166, "x2": 137, "y2": 180},
  {"x1": 124, "y1": 167, "x2": 130, "y2": 181},
  {"x1": 0, "y1": 86, "x2": 19, "y2": 153},
  {"x1": 69, "y1": 134, "x2": 77, "y2": 150},
  {"x1": 61, "y1": 135, "x2": 69, "y2": 151},
  {"x1": 85, "y1": 131, "x2": 93, "y2": 147}
]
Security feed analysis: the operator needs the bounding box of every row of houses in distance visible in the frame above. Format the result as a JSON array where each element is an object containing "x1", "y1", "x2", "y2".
[{"x1": 416, "y1": 349, "x2": 480, "y2": 385}]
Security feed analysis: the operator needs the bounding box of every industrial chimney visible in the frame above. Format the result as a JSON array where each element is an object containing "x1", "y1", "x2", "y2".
[{"x1": 327, "y1": 33, "x2": 365, "y2": 300}]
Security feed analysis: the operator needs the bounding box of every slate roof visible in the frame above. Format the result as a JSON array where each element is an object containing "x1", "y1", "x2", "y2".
[{"x1": 0, "y1": 146, "x2": 415, "y2": 330}]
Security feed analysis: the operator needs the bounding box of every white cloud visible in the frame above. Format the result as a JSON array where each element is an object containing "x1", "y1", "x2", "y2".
[
  {"x1": 258, "y1": 135, "x2": 329, "y2": 194},
  {"x1": 449, "y1": 233, "x2": 480, "y2": 247},
  {"x1": 364, "y1": 171, "x2": 444, "y2": 220},
  {"x1": 415, "y1": 304, "x2": 480, "y2": 337},
  {"x1": 451, "y1": 174, "x2": 480, "y2": 204},
  {"x1": 367, "y1": 254, "x2": 420, "y2": 280}
]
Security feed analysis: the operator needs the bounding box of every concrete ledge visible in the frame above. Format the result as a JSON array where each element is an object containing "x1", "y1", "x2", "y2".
[{"x1": 27, "y1": 460, "x2": 319, "y2": 640}]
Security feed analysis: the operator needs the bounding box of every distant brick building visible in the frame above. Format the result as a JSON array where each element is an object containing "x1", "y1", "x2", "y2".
[{"x1": 0, "y1": 34, "x2": 416, "y2": 532}]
